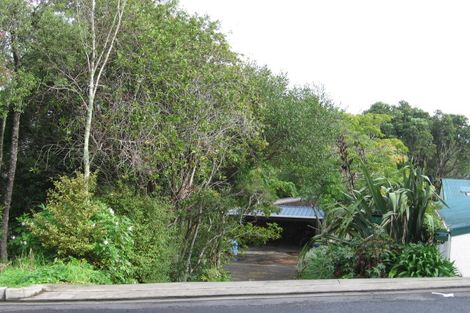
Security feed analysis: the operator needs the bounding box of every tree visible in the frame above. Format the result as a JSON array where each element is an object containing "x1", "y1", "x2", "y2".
[
  {"x1": 0, "y1": 0, "x2": 37, "y2": 261},
  {"x1": 366, "y1": 102, "x2": 470, "y2": 180},
  {"x1": 40, "y1": 0, "x2": 127, "y2": 181},
  {"x1": 336, "y1": 113, "x2": 408, "y2": 192},
  {"x1": 430, "y1": 111, "x2": 470, "y2": 179},
  {"x1": 80, "y1": 0, "x2": 127, "y2": 180},
  {"x1": 366, "y1": 101, "x2": 435, "y2": 168},
  {"x1": 243, "y1": 66, "x2": 341, "y2": 199}
]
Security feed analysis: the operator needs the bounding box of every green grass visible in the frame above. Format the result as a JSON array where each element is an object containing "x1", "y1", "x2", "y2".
[{"x1": 0, "y1": 256, "x2": 112, "y2": 287}]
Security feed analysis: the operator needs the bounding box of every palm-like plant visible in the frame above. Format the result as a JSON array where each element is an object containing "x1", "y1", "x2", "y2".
[
  {"x1": 382, "y1": 164, "x2": 436, "y2": 243},
  {"x1": 322, "y1": 161, "x2": 438, "y2": 244}
]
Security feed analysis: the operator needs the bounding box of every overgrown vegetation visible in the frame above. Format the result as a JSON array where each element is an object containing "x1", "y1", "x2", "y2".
[
  {"x1": 299, "y1": 163, "x2": 456, "y2": 279},
  {"x1": 0, "y1": 0, "x2": 466, "y2": 285},
  {"x1": 298, "y1": 240, "x2": 456, "y2": 279}
]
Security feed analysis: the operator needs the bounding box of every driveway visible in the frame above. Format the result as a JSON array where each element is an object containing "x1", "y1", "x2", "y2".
[{"x1": 224, "y1": 246, "x2": 299, "y2": 281}]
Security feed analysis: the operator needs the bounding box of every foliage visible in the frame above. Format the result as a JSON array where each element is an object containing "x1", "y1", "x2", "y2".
[
  {"x1": 230, "y1": 222, "x2": 282, "y2": 248},
  {"x1": 430, "y1": 111, "x2": 470, "y2": 179},
  {"x1": 298, "y1": 231, "x2": 397, "y2": 279},
  {"x1": 389, "y1": 244, "x2": 457, "y2": 278},
  {"x1": 100, "y1": 186, "x2": 175, "y2": 283},
  {"x1": 0, "y1": 70, "x2": 37, "y2": 113},
  {"x1": 0, "y1": 255, "x2": 111, "y2": 287},
  {"x1": 307, "y1": 160, "x2": 448, "y2": 280},
  {"x1": 366, "y1": 102, "x2": 470, "y2": 179},
  {"x1": 297, "y1": 246, "x2": 335, "y2": 279},
  {"x1": 256, "y1": 80, "x2": 341, "y2": 197},
  {"x1": 24, "y1": 174, "x2": 135, "y2": 283},
  {"x1": 198, "y1": 267, "x2": 231, "y2": 282},
  {"x1": 366, "y1": 101, "x2": 435, "y2": 167},
  {"x1": 353, "y1": 231, "x2": 399, "y2": 278},
  {"x1": 28, "y1": 173, "x2": 104, "y2": 257},
  {"x1": 298, "y1": 244, "x2": 355, "y2": 279},
  {"x1": 382, "y1": 163, "x2": 438, "y2": 243},
  {"x1": 322, "y1": 161, "x2": 440, "y2": 244},
  {"x1": 1, "y1": 0, "x2": 466, "y2": 284},
  {"x1": 336, "y1": 113, "x2": 408, "y2": 192}
]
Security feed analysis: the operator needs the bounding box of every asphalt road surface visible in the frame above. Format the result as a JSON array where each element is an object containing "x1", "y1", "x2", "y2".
[{"x1": 2, "y1": 289, "x2": 470, "y2": 313}]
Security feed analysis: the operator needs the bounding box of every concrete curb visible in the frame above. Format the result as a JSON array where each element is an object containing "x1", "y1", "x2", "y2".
[
  {"x1": 4, "y1": 285, "x2": 46, "y2": 301},
  {"x1": 5, "y1": 278, "x2": 470, "y2": 302},
  {"x1": 0, "y1": 287, "x2": 5, "y2": 301}
]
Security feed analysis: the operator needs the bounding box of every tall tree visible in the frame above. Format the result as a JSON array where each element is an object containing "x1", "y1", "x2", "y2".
[
  {"x1": 430, "y1": 111, "x2": 470, "y2": 179},
  {"x1": 336, "y1": 113, "x2": 408, "y2": 192},
  {"x1": 80, "y1": 0, "x2": 127, "y2": 180},
  {"x1": 43, "y1": 0, "x2": 127, "y2": 181},
  {"x1": 366, "y1": 102, "x2": 470, "y2": 179},
  {"x1": 366, "y1": 101, "x2": 435, "y2": 167},
  {"x1": 0, "y1": 0, "x2": 36, "y2": 261}
]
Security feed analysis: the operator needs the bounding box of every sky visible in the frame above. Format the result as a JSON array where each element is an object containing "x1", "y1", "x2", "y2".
[{"x1": 178, "y1": 0, "x2": 470, "y2": 118}]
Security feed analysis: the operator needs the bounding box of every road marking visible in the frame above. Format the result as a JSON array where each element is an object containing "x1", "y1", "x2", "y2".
[{"x1": 431, "y1": 292, "x2": 455, "y2": 298}]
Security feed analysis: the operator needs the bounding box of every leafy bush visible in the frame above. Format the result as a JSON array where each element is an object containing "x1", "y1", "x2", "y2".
[
  {"x1": 354, "y1": 231, "x2": 399, "y2": 278},
  {"x1": 100, "y1": 187, "x2": 176, "y2": 283},
  {"x1": 88, "y1": 206, "x2": 135, "y2": 283},
  {"x1": 199, "y1": 267, "x2": 231, "y2": 282},
  {"x1": 298, "y1": 244, "x2": 355, "y2": 279},
  {"x1": 299, "y1": 231, "x2": 401, "y2": 279},
  {"x1": 389, "y1": 244, "x2": 457, "y2": 277},
  {"x1": 0, "y1": 256, "x2": 111, "y2": 287},
  {"x1": 297, "y1": 246, "x2": 335, "y2": 279},
  {"x1": 21, "y1": 174, "x2": 135, "y2": 283},
  {"x1": 28, "y1": 174, "x2": 104, "y2": 257}
]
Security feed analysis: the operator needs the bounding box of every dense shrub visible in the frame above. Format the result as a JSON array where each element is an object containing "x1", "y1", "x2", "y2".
[
  {"x1": 298, "y1": 231, "x2": 395, "y2": 279},
  {"x1": 354, "y1": 231, "x2": 399, "y2": 278},
  {"x1": 298, "y1": 244, "x2": 355, "y2": 279},
  {"x1": 199, "y1": 267, "x2": 231, "y2": 282},
  {"x1": 389, "y1": 244, "x2": 457, "y2": 277},
  {"x1": 299, "y1": 240, "x2": 456, "y2": 279},
  {"x1": 0, "y1": 256, "x2": 111, "y2": 287},
  {"x1": 28, "y1": 174, "x2": 105, "y2": 257},
  {"x1": 297, "y1": 246, "x2": 335, "y2": 279},
  {"x1": 100, "y1": 187, "x2": 176, "y2": 283},
  {"x1": 19, "y1": 174, "x2": 135, "y2": 283}
]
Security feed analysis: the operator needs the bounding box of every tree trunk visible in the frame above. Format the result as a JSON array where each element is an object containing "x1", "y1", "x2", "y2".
[
  {"x1": 1, "y1": 112, "x2": 20, "y2": 262},
  {"x1": 83, "y1": 0, "x2": 96, "y2": 181},
  {"x1": 82, "y1": 0, "x2": 126, "y2": 181},
  {"x1": 83, "y1": 92, "x2": 94, "y2": 180},
  {"x1": 0, "y1": 115, "x2": 7, "y2": 174}
]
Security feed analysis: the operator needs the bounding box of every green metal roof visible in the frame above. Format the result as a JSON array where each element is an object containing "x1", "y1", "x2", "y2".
[{"x1": 439, "y1": 178, "x2": 470, "y2": 235}]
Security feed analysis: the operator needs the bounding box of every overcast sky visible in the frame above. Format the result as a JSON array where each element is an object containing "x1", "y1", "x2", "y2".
[{"x1": 179, "y1": 0, "x2": 470, "y2": 118}]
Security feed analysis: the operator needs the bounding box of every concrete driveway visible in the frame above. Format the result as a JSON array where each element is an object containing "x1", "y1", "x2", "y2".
[{"x1": 224, "y1": 246, "x2": 299, "y2": 281}]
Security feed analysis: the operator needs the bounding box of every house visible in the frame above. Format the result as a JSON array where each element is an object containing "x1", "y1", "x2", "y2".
[
  {"x1": 240, "y1": 197, "x2": 324, "y2": 247},
  {"x1": 438, "y1": 178, "x2": 470, "y2": 276}
]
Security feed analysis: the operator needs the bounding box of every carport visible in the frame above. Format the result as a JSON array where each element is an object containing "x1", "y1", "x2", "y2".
[
  {"x1": 245, "y1": 198, "x2": 324, "y2": 247},
  {"x1": 226, "y1": 198, "x2": 324, "y2": 281}
]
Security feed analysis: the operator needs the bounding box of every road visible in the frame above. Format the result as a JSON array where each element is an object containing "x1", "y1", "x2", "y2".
[{"x1": 2, "y1": 289, "x2": 470, "y2": 313}]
